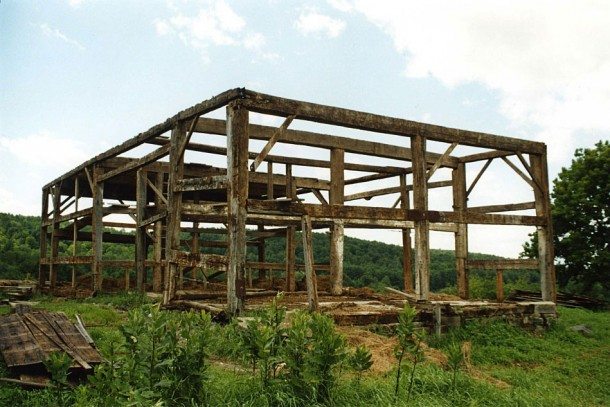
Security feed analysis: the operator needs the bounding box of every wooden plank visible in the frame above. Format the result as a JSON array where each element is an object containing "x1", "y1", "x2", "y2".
[
  {"x1": 91, "y1": 167, "x2": 104, "y2": 292},
  {"x1": 501, "y1": 156, "x2": 534, "y2": 188},
  {"x1": 139, "y1": 211, "x2": 167, "y2": 228},
  {"x1": 240, "y1": 89, "x2": 545, "y2": 154},
  {"x1": 71, "y1": 177, "x2": 79, "y2": 288},
  {"x1": 329, "y1": 148, "x2": 344, "y2": 295},
  {"x1": 226, "y1": 101, "x2": 249, "y2": 314},
  {"x1": 163, "y1": 123, "x2": 186, "y2": 304},
  {"x1": 311, "y1": 188, "x2": 328, "y2": 205},
  {"x1": 344, "y1": 172, "x2": 403, "y2": 186},
  {"x1": 301, "y1": 215, "x2": 319, "y2": 311},
  {"x1": 44, "y1": 88, "x2": 244, "y2": 190},
  {"x1": 285, "y1": 164, "x2": 297, "y2": 292},
  {"x1": 98, "y1": 144, "x2": 170, "y2": 182},
  {"x1": 467, "y1": 201, "x2": 536, "y2": 213},
  {"x1": 466, "y1": 259, "x2": 538, "y2": 270},
  {"x1": 412, "y1": 134, "x2": 430, "y2": 301},
  {"x1": 427, "y1": 142, "x2": 458, "y2": 180},
  {"x1": 195, "y1": 117, "x2": 458, "y2": 167},
  {"x1": 453, "y1": 162, "x2": 469, "y2": 299},
  {"x1": 459, "y1": 150, "x2": 513, "y2": 163},
  {"x1": 175, "y1": 175, "x2": 228, "y2": 192},
  {"x1": 344, "y1": 180, "x2": 452, "y2": 202},
  {"x1": 250, "y1": 115, "x2": 295, "y2": 171},
  {"x1": 400, "y1": 174, "x2": 413, "y2": 293},
  {"x1": 466, "y1": 158, "x2": 493, "y2": 197}
]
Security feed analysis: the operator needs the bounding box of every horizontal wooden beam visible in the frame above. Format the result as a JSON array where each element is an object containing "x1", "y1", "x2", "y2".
[
  {"x1": 195, "y1": 118, "x2": 458, "y2": 167},
  {"x1": 467, "y1": 201, "x2": 536, "y2": 213},
  {"x1": 44, "y1": 88, "x2": 244, "y2": 189},
  {"x1": 466, "y1": 258, "x2": 539, "y2": 270},
  {"x1": 98, "y1": 144, "x2": 170, "y2": 183},
  {"x1": 459, "y1": 150, "x2": 514, "y2": 163},
  {"x1": 344, "y1": 180, "x2": 452, "y2": 202},
  {"x1": 241, "y1": 90, "x2": 545, "y2": 154},
  {"x1": 175, "y1": 175, "x2": 228, "y2": 192}
]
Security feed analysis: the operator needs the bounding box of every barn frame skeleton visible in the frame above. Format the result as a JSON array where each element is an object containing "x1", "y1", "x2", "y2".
[{"x1": 39, "y1": 88, "x2": 556, "y2": 313}]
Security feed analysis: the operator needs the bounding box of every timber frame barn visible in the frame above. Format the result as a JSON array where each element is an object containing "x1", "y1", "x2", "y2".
[{"x1": 39, "y1": 88, "x2": 556, "y2": 313}]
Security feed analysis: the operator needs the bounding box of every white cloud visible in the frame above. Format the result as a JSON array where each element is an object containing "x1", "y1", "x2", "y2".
[
  {"x1": 342, "y1": 0, "x2": 610, "y2": 165},
  {"x1": 67, "y1": 0, "x2": 84, "y2": 7},
  {"x1": 327, "y1": 0, "x2": 353, "y2": 13},
  {"x1": 295, "y1": 11, "x2": 346, "y2": 38},
  {"x1": 40, "y1": 23, "x2": 85, "y2": 50},
  {"x1": 0, "y1": 131, "x2": 89, "y2": 170},
  {"x1": 155, "y1": 0, "x2": 274, "y2": 61}
]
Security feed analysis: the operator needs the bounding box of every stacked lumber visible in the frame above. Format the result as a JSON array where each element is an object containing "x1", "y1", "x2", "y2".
[
  {"x1": 0, "y1": 279, "x2": 37, "y2": 301},
  {"x1": 506, "y1": 289, "x2": 607, "y2": 310}
]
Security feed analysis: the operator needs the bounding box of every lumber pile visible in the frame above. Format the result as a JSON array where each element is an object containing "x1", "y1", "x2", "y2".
[
  {"x1": 506, "y1": 289, "x2": 607, "y2": 310},
  {"x1": 0, "y1": 279, "x2": 37, "y2": 301}
]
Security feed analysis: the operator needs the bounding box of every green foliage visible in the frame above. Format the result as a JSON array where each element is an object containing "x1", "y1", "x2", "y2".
[
  {"x1": 349, "y1": 345, "x2": 373, "y2": 383},
  {"x1": 43, "y1": 352, "x2": 72, "y2": 388},
  {"x1": 394, "y1": 304, "x2": 426, "y2": 402},
  {"x1": 523, "y1": 140, "x2": 610, "y2": 299},
  {"x1": 446, "y1": 341, "x2": 464, "y2": 391}
]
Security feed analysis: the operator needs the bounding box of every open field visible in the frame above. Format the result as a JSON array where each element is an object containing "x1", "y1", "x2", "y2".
[{"x1": 1, "y1": 293, "x2": 608, "y2": 406}]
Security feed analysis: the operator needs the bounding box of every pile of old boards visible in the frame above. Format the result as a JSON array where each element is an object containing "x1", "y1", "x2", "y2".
[
  {"x1": 0, "y1": 307, "x2": 103, "y2": 388},
  {"x1": 0, "y1": 279, "x2": 37, "y2": 302}
]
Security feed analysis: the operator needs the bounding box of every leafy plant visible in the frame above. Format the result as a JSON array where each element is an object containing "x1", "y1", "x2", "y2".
[
  {"x1": 394, "y1": 304, "x2": 425, "y2": 402},
  {"x1": 349, "y1": 345, "x2": 373, "y2": 383},
  {"x1": 43, "y1": 352, "x2": 72, "y2": 388},
  {"x1": 446, "y1": 341, "x2": 464, "y2": 391}
]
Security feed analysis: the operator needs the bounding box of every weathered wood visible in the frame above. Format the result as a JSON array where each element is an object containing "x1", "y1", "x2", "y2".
[
  {"x1": 91, "y1": 167, "x2": 104, "y2": 292},
  {"x1": 195, "y1": 117, "x2": 458, "y2": 167},
  {"x1": 467, "y1": 201, "x2": 536, "y2": 213},
  {"x1": 501, "y1": 156, "x2": 534, "y2": 189},
  {"x1": 175, "y1": 175, "x2": 228, "y2": 192},
  {"x1": 98, "y1": 144, "x2": 170, "y2": 182},
  {"x1": 163, "y1": 123, "x2": 186, "y2": 305},
  {"x1": 301, "y1": 215, "x2": 319, "y2": 311},
  {"x1": 250, "y1": 115, "x2": 295, "y2": 171},
  {"x1": 266, "y1": 162, "x2": 274, "y2": 200},
  {"x1": 466, "y1": 158, "x2": 493, "y2": 197},
  {"x1": 496, "y1": 269, "x2": 504, "y2": 302},
  {"x1": 285, "y1": 164, "x2": 297, "y2": 292},
  {"x1": 344, "y1": 172, "x2": 404, "y2": 186},
  {"x1": 329, "y1": 148, "x2": 344, "y2": 295},
  {"x1": 343, "y1": 180, "x2": 452, "y2": 202},
  {"x1": 466, "y1": 258, "x2": 538, "y2": 270},
  {"x1": 412, "y1": 134, "x2": 430, "y2": 301},
  {"x1": 530, "y1": 153, "x2": 556, "y2": 302},
  {"x1": 311, "y1": 188, "x2": 328, "y2": 205},
  {"x1": 427, "y1": 142, "x2": 458, "y2": 180},
  {"x1": 257, "y1": 225, "x2": 266, "y2": 281},
  {"x1": 241, "y1": 89, "x2": 545, "y2": 154},
  {"x1": 38, "y1": 188, "x2": 49, "y2": 287},
  {"x1": 226, "y1": 102, "x2": 249, "y2": 314},
  {"x1": 49, "y1": 185, "x2": 61, "y2": 290},
  {"x1": 459, "y1": 150, "x2": 513, "y2": 163},
  {"x1": 385, "y1": 286, "x2": 417, "y2": 301},
  {"x1": 453, "y1": 162, "x2": 469, "y2": 299},
  {"x1": 135, "y1": 169, "x2": 147, "y2": 291},
  {"x1": 400, "y1": 174, "x2": 413, "y2": 293}
]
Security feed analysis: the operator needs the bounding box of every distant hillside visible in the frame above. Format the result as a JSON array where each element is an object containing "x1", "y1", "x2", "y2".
[{"x1": 0, "y1": 212, "x2": 538, "y2": 296}]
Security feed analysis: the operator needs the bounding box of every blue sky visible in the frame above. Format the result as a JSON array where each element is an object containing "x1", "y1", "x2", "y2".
[{"x1": 1, "y1": 0, "x2": 608, "y2": 257}]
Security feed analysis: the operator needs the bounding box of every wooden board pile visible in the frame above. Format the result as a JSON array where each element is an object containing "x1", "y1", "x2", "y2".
[
  {"x1": 0, "y1": 309, "x2": 103, "y2": 387},
  {"x1": 0, "y1": 279, "x2": 37, "y2": 301},
  {"x1": 506, "y1": 290, "x2": 607, "y2": 310}
]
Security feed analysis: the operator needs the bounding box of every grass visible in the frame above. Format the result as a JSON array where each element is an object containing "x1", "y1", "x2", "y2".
[{"x1": 0, "y1": 294, "x2": 608, "y2": 406}]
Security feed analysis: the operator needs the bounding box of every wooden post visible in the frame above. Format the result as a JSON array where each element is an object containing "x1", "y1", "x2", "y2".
[
  {"x1": 412, "y1": 135, "x2": 430, "y2": 301},
  {"x1": 49, "y1": 184, "x2": 61, "y2": 290},
  {"x1": 191, "y1": 220, "x2": 200, "y2": 284},
  {"x1": 226, "y1": 101, "x2": 249, "y2": 314},
  {"x1": 301, "y1": 215, "x2": 319, "y2": 311},
  {"x1": 530, "y1": 152, "x2": 556, "y2": 302},
  {"x1": 329, "y1": 148, "x2": 345, "y2": 295},
  {"x1": 152, "y1": 172, "x2": 164, "y2": 292},
  {"x1": 257, "y1": 225, "x2": 266, "y2": 282},
  {"x1": 135, "y1": 169, "x2": 147, "y2": 291},
  {"x1": 399, "y1": 173, "x2": 413, "y2": 292},
  {"x1": 39, "y1": 188, "x2": 49, "y2": 287},
  {"x1": 71, "y1": 177, "x2": 79, "y2": 288},
  {"x1": 163, "y1": 123, "x2": 186, "y2": 305},
  {"x1": 267, "y1": 161, "x2": 274, "y2": 200},
  {"x1": 496, "y1": 269, "x2": 504, "y2": 302},
  {"x1": 92, "y1": 166, "x2": 104, "y2": 292},
  {"x1": 285, "y1": 164, "x2": 296, "y2": 292},
  {"x1": 453, "y1": 162, "x2": 469, "y2": 299}
]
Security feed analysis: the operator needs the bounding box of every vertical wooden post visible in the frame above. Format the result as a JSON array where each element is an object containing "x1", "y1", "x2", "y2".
[
  {"x1": 152, "y1": 172, "x2": 164, "y2": 292},
  {"x1": 496, "y1": 269, "x2": 504, "y2": 302},
  {"x1": 257, "y1": 225, "x2": 266, "y2": 282},
  {"x1": 452, "y1": 162, "x2": 469, "y2": 299},
  {"x1": 49, "y1": 184, "x2": 61, "y2": 290},
  {"x1": 301, "y1": 214, "x2": 319, "y2": 311},
  {"x1": 285, "y1": 164, "x2": 296, "y2": 292},
  {"x1": 135, "y1": 169, "x2": 147, "y2": 291},
  {"x1": 226, "y1": 101, "x2": 249, "y2": 314},
  {"x1": 530, "y1": 152, "x2": 557, "y2": 302},
  {"x1": 163, "y1": 123, "x2": 186, "y2": 304},
  {"x1": 399, "y1": 173, "x2": 413, "y2": 292},
  {"x1": 71, "y1": 177, "x2": 79, "y2": 288},
  {"x1": 412, "y1": 135, "x2": 430, "y2": 301},
  {"x1": 92, "y1": 166, "x2": 104, "y2": 292},
  {"x1": 191, "y1": 221, "x2": 200, "y2": 283},
  {"x1": 267, "y1": 161, "x2": 274, "y2": 200},
  {"x1": 39, "y1": 188, "x2": 49, "y2": 287},
  {"x1": 329, "y1": 148, "x2": 345, "y2": 295}
]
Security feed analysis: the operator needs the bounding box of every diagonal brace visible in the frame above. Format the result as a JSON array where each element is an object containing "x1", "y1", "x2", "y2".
[{"x1": 250, "y1": 115, "x2": 296, "y2": 172}]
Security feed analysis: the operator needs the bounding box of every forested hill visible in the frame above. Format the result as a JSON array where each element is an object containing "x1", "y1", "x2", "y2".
[{"x1": 0, "y1": 212, "x2": 535, "y2": 295}]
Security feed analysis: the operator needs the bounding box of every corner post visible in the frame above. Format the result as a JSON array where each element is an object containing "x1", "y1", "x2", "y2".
[
  {"x1": 135, "y1": 169, "x2": 148, "y2": 291},
  {"x1": 452, "y1": 162, "x2": 469, "y2": 299},
  {"x1": 329, "y1": 148, "x2": 345, "y2": 295},
  {"x1": 92, "y1": 166, "x2": 104, "y2": 292},
  {"x1": 152, "y1": 172, "x2": 164, "y2": 292},
  {"x1": 530, "y1": 151, "x2": 556, "y2": 302},
  {"x1": 226, "y1": 101, "x2": 249, "y2": 314},
  {"x1": 412, "y1": 134, "x2": 430, "y2": 300},
  {"x1": 399, "y1": 173, "x2": 413, "y2": 292}
]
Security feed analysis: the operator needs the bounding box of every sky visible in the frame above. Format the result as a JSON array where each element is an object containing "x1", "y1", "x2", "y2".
[{"x1": 1, "y1": 0, "x2": 608, "y2": 257}]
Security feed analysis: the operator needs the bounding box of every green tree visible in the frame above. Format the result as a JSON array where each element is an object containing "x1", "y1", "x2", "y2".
[{"x1": 522, "y1": 141, "x2": 609, "y2": 298}]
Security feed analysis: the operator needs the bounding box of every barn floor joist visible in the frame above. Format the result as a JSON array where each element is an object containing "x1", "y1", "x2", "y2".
[{"x1": 39, "y1": 87, "x2": 557, "y2": 315}]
